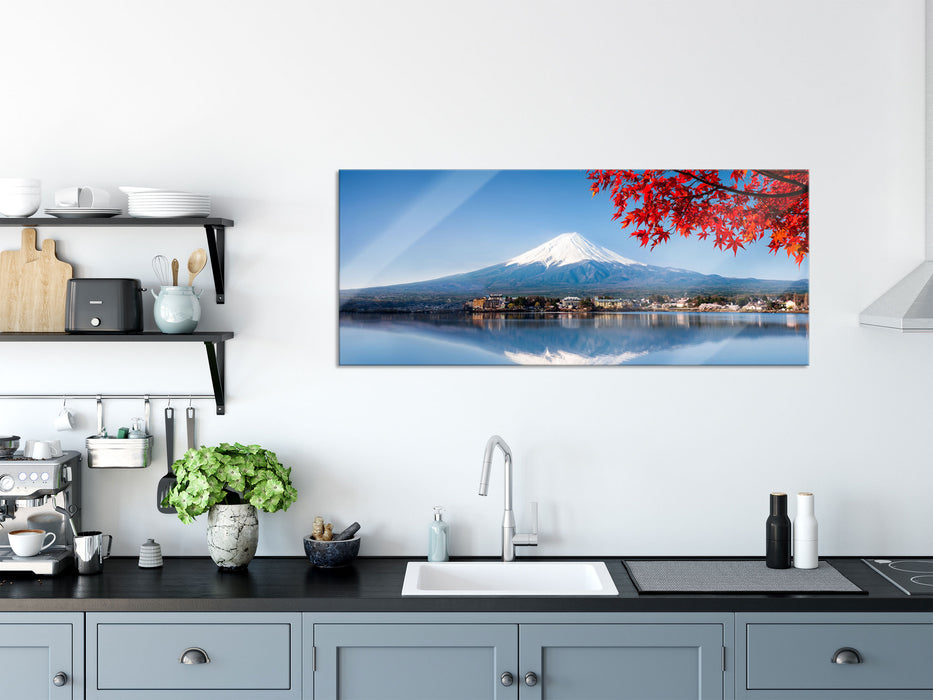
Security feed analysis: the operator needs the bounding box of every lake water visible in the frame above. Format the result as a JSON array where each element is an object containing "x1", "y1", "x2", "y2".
[{"x1": 339, "y1": 312, "x2": 808, "y2": 365}]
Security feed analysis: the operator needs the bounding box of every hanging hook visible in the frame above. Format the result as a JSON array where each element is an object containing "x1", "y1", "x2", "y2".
[
  {"x1": 188, "y1": 395, "x2": 193, "y2": 408},
  {"x1": 167, "y1": 396, "x2": 172, "y2": 408}
]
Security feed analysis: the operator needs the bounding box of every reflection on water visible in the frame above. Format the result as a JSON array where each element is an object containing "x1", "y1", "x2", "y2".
[{"x1": 340, "y1": 312, "x2": 808, "y2": 366}]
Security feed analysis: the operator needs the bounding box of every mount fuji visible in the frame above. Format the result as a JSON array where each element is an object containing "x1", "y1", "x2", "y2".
[{"x1": 340, "y1": 232, "x2": 808, "y2": 310}]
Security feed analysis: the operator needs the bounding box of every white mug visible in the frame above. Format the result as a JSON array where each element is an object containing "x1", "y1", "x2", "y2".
[
  {"x1": 54, "y1": 186, "x2": 110, "y2": 208},
  {"x1": 23, "y1": 440, "x2": 51, "y2": 460},
  {"x1": 9, "y1": 529, "x2": 57, "y2": 557},
  {"x1": 55, "y1": 406, "x2": 75, "y2": 431}
]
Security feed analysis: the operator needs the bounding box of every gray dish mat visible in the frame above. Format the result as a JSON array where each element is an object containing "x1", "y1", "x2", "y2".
[{"x1": 623, "y1": 559, "x2": 863, "y2": 594}]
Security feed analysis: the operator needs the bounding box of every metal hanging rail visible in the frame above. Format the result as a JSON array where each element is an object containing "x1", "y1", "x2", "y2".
[{"x1": 0, "y1": 394, "x2": 216, "y2": 402}]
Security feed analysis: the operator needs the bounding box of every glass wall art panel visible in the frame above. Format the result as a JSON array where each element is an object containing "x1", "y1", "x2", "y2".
[{"x1": 339, "y1": 170, "x2": 809, "y2": 366}]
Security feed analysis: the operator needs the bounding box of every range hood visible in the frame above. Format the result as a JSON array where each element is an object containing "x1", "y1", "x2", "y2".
[{"x1": 859, "y1": 262, "x2": 933, "y2": 331}]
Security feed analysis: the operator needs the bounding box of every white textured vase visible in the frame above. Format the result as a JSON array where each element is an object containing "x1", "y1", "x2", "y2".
[{"x1": 206, "y1": 504, "x2": 259, "y2": 570}]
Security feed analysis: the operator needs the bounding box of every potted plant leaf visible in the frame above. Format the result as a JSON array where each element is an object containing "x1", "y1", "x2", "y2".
[{"x1": 161, "y1": 442, "x2": 298, "y2": 569}]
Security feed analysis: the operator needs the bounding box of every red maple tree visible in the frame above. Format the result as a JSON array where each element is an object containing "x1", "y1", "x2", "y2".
[{"x1": 587, "y1": 170, "x2": 809, "y2": 264}]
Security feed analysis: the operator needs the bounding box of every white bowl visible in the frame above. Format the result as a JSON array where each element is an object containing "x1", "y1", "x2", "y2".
[
  {"x1": 0, "y1": 193, "x2": 40, "y2": 216},
  {"x1": 0, "y1": 178, "x2": 40, "y2": 187}
]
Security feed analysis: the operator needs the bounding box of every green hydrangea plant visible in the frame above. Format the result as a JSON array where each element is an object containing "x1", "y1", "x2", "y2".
[{"x1": 162, "y1": 442, "x2": 298, "y2": 524}]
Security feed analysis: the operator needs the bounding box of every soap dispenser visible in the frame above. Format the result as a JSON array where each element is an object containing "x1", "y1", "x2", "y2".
[{"x1": 428, "y1": 506, "x2": 449, "y2": 562}]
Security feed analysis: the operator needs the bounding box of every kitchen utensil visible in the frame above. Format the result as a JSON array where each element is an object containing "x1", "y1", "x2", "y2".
[
  {"x1": 65, "y1": 278, "x2": 143, "y2": 333},
  {"x1": 152, "y1": 255, "x2": 170, "y2": 287},
  {"x1": 186, "y1": 405, "x2": 197, "y2": 451},
  {"x1": 74, "y1": 530, "x2": 112, "y2": 574},
  {"x1": 151, "y1": 285, "x2": 201, "y2": 334},
  {"x1": 138, "y1": 538, "x2": 163, "y2": 568},
  {"x1": 157, "y1": 406, "x2": 177, "y2": 513},
  {"x1": 0, "y1": 228, "x2": 73, "y2": 332},
  {"x1": 335, "y1": 522, "x2": 361, "y2": 541},
  {"x1": 186, "y1": 248, "x2": 207, "y2": 286},
  {"x1": 0, "y1": 435, "x2": 19, "y2": 458},
  {"x1": 171, "y1": 258, "x2": 179, "y2": 286},
  {"x1": 303, "y1": 535, "x2": 361, "y2": 568}
]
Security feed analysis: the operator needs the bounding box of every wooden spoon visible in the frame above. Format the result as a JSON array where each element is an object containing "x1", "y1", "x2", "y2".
[
  {"x1": 171, "y1": 258, "x2": 179, "y2": 286},
  {"x1": 186, "y1": 248, "x2": 207, "y2": 286}
]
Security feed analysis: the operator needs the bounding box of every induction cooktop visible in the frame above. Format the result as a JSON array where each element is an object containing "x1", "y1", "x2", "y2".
[{"x1": 862, "y1": 558, "x2": 933, "y2": 595}]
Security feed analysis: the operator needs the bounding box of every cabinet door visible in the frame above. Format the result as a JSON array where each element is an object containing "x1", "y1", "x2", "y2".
[
  {"x1": 313, "y1": 624, "x2": 518, "y2": 700},
  {"x1": 0, "y1": 623, "x2": 76, "y2": 698},
  {"x1": 519, "y1": 624, "x2": 724, "y2": 700}
]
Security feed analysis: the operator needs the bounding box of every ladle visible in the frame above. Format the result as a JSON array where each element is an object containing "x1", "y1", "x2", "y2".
[{"x1": 186, "y1": 248, "x2": 207, "y2": 286}]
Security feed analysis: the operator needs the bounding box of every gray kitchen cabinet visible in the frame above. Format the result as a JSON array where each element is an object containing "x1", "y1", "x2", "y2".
[
  {"x1": 0, "y1": 612, "x2": 83, "y2": 699},
  {"x1": 736, "y1": 612, "x2": 933, "y2": 700},
  {"x1": 86, "y1": 612, "x2": 301, "y2": 700},
  {"x1": 520, "y1": 623, "x2": 725, "y2": 699},
  {"x1": 311, "y1": 623, "x2": 518, "y2": 700},
  {"x1": 306, "y1": 613, "x2": 730, "y2": 700}
]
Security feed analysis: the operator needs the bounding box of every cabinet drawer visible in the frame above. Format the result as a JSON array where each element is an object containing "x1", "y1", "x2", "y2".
[
  {"x1": 746, "y1": 623, "x2": 933, "y2": 690},
  {"x1": 97, "y1": 622, "x2": 292, "y2": 690}
]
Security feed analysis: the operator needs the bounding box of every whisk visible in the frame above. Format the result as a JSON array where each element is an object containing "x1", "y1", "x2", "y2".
[{"x1": 152, "y1": 255, "x2": 170, "y2": 286}]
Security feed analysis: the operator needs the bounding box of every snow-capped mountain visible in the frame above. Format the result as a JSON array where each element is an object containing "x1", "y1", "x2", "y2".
[
  {"x1": 340, "y1": 232, "x2": 808, "y2": 308},
  {"x1": 505, "y1": 232, "x2": 645, "y2": 268}
]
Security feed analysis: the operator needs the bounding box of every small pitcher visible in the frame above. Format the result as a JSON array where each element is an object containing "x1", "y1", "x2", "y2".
[{"x1": 151, "y1": 285, "x2": 201, "y2": 334}]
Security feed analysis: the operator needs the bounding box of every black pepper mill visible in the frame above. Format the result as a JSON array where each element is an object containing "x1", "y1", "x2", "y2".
[{"x1": 766, "y1": 492, "x2": 791, "y2": 569}]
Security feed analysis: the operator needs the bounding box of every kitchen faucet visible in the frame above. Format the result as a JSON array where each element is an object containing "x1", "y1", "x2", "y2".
[{"x1": 478, "y1": 435, "x2": 538, "y2": 562}]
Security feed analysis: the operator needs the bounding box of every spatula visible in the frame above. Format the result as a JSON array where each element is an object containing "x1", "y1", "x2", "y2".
[{"x1": 157, "y1": 407, "x2": 177, "y2": 513}]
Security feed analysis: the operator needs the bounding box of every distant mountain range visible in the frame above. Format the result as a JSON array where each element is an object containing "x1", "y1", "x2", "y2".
[{"x1": 340, "y1": 232, "x2": 808, "y2": 310}]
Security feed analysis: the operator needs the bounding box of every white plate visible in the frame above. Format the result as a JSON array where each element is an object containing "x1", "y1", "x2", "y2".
[
  {"x1": 129, "y1": 205, "x2": 210, "y2": 211},
  {"x1": 119, "y1": 186, "x2": 162, "y2": 194},
  {"x1": 45, "y1": 208, "x2": 121, "y2": 212},
  {"x1": 128, "y1": 192, "x2": 208, "y2": 199},
  {"x1": 45, "y1": 209, "x2": 122, "y2": 219},
  {"x1": 128, "y1": 200, "x2": 210, "y2": 206},
  {"x1": 129, "y1": 212, "x2": 209, "y2": 218}
]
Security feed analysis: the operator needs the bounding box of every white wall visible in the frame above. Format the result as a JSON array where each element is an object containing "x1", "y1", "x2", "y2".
[{"x1": 0, "y1": 0, "x2": 929, "y2": 557}]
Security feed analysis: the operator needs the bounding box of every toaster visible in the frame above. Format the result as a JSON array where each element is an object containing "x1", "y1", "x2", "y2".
[{"x1": 65, "y1": 278, "x2": 143, "y2": 333}]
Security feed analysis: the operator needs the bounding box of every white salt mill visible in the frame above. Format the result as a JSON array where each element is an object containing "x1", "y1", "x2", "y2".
[{"x1": 793, "y1": 492, "x2": 818, "y2": 569}]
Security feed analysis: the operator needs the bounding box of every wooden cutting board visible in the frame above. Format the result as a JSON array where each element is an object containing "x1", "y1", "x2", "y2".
[{"x1": 0, "y1": 228, "x2": 73, "y2": 332}]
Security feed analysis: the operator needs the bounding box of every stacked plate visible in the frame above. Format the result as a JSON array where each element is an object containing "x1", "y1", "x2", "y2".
[
  {"x1": 45, "y1": 208, "x2": 121, "y2": 219},
  {"x1": 122, "y1": 187, "x2": 211, "y2": 218}
]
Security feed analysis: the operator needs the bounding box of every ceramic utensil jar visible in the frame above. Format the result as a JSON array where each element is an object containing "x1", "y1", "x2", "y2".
[{"x1": 151, "y1": 286, "x2": 201, "y2": 334}]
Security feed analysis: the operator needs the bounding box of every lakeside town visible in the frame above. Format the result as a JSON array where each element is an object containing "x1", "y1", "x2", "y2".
[{"x1": 467, "y1": 292, "x2": 809, "y2": 314}]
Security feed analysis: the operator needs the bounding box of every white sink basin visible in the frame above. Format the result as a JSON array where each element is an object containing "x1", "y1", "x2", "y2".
[{"x1": 401, "y1": 561, "x2": 619, "y2": 596}]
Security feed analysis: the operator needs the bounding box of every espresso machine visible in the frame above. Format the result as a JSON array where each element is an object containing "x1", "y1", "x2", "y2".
[{"x1": 0, "y1": 450, "x2": 81, "y2": 575}]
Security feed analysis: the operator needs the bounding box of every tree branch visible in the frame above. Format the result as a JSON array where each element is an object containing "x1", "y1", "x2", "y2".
[
  {"x1": 674, "y1": 170, "x2": 806, "y2": 199},
  {"x1": 754, "y1": 169, "x2": 809, "y2": 189}
]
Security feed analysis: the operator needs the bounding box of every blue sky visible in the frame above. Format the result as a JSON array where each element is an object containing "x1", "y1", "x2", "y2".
[{"x1": 339, "y1": 170, "x2": 810, "y2": 290}]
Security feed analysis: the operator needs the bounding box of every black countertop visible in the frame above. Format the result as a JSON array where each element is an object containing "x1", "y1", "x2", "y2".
[{"x1": 0, "y1": 557, "x2": 930, "y2": 614}]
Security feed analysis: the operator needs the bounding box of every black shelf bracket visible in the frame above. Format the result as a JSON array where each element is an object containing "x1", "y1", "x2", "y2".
[
  {"x1": 204, "y1": 338, "x2": 226, "y2": 415},
  {"x1": 204, "y1": 224, "x2": 226, "y2": 304}
]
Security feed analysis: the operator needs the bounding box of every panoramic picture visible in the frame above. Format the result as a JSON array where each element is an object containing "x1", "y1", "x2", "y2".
[{"x1": 339, "y1": 170, "x2": 809, "y2": 365}]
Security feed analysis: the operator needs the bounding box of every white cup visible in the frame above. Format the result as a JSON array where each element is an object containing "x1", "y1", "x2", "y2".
[
  {"x1": 23, "y1": 440, "x2": 52, "y2": 460},
  {"x1": 9, "y1": 529, "x2": 57, "y2": 557},
  {"x1": 54, "y1": 186, "x2": 110, "y2": 208},
  {"x1": 55, "y1": 406, "x2": 76, "y2": 431}
]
